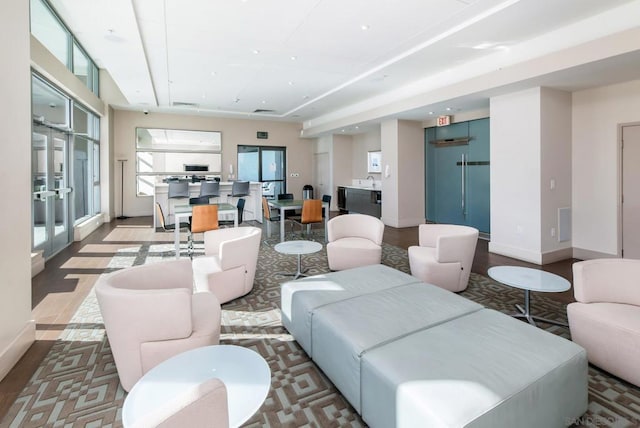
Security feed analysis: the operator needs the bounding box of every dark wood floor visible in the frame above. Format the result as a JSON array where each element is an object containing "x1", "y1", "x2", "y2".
[{"x1": 0, "y1": 216, "x2": 580, "y2": 422}]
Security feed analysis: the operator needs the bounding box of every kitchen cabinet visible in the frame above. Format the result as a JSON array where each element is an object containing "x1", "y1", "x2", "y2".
[{"x1": 338, "y1": 186, "x2": 381, "y2": 218}]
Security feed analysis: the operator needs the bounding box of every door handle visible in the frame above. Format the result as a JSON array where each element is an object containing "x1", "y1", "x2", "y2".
[
  {"x1": 461, "y1": 154, "x2": 465, "y2": 214},
  {"x1": 33, "y1": 190, "x2": 56, "y2": 200}
]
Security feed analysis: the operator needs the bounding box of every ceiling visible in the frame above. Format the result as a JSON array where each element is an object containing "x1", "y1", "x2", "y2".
[{"x1": 49, "y1": 0, "x2": 640, "y2": 135}]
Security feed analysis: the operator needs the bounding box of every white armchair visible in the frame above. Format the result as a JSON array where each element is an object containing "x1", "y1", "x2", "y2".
[
  {"x1": 326, "y1": 214, "x2": 384, "y2": 271},
  {"x1": 192, "y1": 226, "x2": 262, "y2": 303},
  {"x1": 408, "y1": 224, "x2": 479, "y2": 292},
  {"x1": 95, "y1": 259, "x2": 221, "y2": 392},
  {"x1": 568, "y1": 259, "x2": 640, "y2": 387}
]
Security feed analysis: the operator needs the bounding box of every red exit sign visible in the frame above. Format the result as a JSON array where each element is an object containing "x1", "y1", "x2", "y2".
[{"x1": 437, "y1": 115, "x2": 451, "y2": 126}]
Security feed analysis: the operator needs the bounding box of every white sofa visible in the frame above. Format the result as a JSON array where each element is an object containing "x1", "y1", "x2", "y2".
[
  {"x1": 568, "y1": 258, "x2": 640, "y2": 387},
  {"x1": 95, "y1": 259, "x2": 221, "y2": 392},
  {"x1": 326, "y1": 214, "x2": 384, "y2": 271},
  {"x1": 408, "y1": 223, "x2": 479, "y2": 292},
  {"x1": 192, "y1": 226, "x2": 262, "y2": 304}
]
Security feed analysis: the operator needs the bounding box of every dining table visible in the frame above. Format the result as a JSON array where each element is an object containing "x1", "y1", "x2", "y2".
[{"x1": 267, "y1": 199, "x2": 329, "y2": 243}]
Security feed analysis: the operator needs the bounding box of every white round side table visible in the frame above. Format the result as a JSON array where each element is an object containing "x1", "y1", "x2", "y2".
[
  {"x1": 274, "y1": 240, "x2": 323, "y2": 279},
  {"x1": 488, "y1": 266, "x2": 570, "y2": 327},
  {"x1": 123, "y1": 345, "x2": 271, "y2": 427}
]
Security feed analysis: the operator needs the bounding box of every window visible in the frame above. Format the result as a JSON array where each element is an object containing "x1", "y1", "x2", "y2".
[
  {"x1": 72, "y1": 104, "x2": 100, "y2": 222},
  {"x1": 238, "y1": 145, "x2": 287, "y2": 198},
  {"x1": 135, "y1": 128, "x2": 222, "y2": 196},
  {"x1": 30, "y1": 0, "x2": 100, "y2": 95},
  {"x1": 73, "y1": 42, "x2": 98, "y2": 94},
  {"x1": 30, "y1": 0, "x2": 70, "y2": 67}
]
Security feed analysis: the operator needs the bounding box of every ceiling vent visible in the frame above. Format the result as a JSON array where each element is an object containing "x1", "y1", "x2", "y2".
[
  {"x1": 253, "y1": 109, "x2": 276, "y2": 113},
  {"x1": 172, "y1": 101, "x2": 199, "y2": 108}
]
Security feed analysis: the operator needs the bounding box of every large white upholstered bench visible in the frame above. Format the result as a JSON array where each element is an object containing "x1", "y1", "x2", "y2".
[{"x1": 281, "y1": 264, "x2": 588, "y2": 428}]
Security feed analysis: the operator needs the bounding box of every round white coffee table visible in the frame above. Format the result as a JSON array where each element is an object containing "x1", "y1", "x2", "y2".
[
  {"x1": 122, "y1": 345, "x2": 271, "y2": 428},
  {"x1": 274, "y1": 240, "x2": 323, "y2": 279},
  {"x1": 487, "y1": 266, "x2": 570, "y2": 327}
]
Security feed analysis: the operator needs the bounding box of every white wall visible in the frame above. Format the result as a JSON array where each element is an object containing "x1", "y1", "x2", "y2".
[
  {"x1": 352, "y1": 128, "x2": 381, "y2": 179},
  {"x1": 381, "y1": 119, "x2": 424, "y2": 227},
  {"x1": 572, "y1": 79, "x2": 640, "y2": 257},
  {"x1": 490, "y1": 87, "x2": 573, "y2": 264},
  {"x1": 381, "y1": 120, "x2": 399, "y2": 226},
  {"x1": 0, "y1": 0, "x2": 35, "y2": 381},
  {"x1": 397, "y1": 120, "x2": 425, "y2": 227},
  {"x1": 112, "y1": 111, "x2": 311, "y2": 216},
  {"x1": 540, "y1": 88, "x2": 572, "y2": 259},
  {"x1": 490, "y1": 88, "x2": 543, "y2": 262}
]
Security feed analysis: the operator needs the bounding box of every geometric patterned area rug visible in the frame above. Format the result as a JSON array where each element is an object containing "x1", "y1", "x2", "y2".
[{"x1": 2, "y1": 234, "x2": 640, "y2": 427}]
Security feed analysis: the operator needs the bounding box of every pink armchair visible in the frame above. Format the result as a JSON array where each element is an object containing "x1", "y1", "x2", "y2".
[
  {"x1": 95, "y1": 259, "x2": 221, "y2": 392},
  {"x1": 568, "y1": 259, "x2": 640, "y2": 387},
  {"x1": 326, "y1": 214, "x2": 385, "y2": 271},
  {"x1": 192, "y1": 226, "x2": 262, "y2": 304},
  {"x1": 408, "y1": 224, "x2": 479, "y2": 292}
]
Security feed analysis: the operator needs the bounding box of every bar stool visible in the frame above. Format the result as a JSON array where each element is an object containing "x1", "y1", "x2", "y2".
[
  {"x1": 167, "y1": 181, "x2": 190, "y2": 223},
  {"x1": 199, "y1": 181, "x2": 220, "y2": 203},
  {"x1": 227, "y1": 180, "x2": 250, "y2": 204}
]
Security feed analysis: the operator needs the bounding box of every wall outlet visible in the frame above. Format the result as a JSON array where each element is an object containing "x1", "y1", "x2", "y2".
[
  {"x1": 551, "y1": 227, "x2": 556, "y2": 237},
  {"x1": 289, "y1": 172, "x2": 300, "y2": 177},
  {"x1": 516, "y1": 225, "x2": 523, "y2": 234}
]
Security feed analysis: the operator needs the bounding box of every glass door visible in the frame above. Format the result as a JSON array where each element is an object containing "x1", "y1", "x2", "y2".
[
  {"x1": 32, "y1": 124, "x2": 72, "y2": 258},
  {"x1": 32, "y1": 75, "x2": 73, "y2": 258},
  {"x1": 238, "y1": 145, "x2": 287, "y2": 198},
  {"x1": 426, "y1": 119, "x2": 490, "y2": 234}
]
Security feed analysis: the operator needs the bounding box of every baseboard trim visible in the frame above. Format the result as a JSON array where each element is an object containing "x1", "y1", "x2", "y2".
[
  {"x1": 73, "y1": 214, "x2": 104, "y2": 242},
  {"x1": 488, "y1": 242, "x2": 542, "y2": 265},
  {"x1": 0, "y1": 321, "x2": 36, "y2": 382},
  {"x1": 573, "y1": 247, "x2": 618, "y2": 260},
  {"x1": 541, "y1": 247, "x2": 574, "y2": 264},
  {"x1": 31, "y1": 250, "x2": 44, "y2": 278}
]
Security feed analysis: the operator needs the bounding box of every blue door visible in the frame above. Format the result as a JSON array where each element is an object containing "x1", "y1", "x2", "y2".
[{"x1": 426, "y1": 119, "x2": 490, "y2": 234}]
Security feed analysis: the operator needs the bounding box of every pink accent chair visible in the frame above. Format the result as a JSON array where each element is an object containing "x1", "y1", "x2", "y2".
[
  {"x1": 568, "y1": 259, "x2": 640, "y2": 387},
  {"x1": 408, "y1": 224, "x2": 479, "y2": 292},
  {"x1": 95, "y1": 259, "x2": 221, "y2": 392},
  {"x1": 129, "y1": 378, "x2": 229, "y2": 428},
  {"x1": 326, "y1": 214, "x2": 385, "y2": 271},
  {"x1": 192, "y1": 226, "x2": 262, "y2": 304}
]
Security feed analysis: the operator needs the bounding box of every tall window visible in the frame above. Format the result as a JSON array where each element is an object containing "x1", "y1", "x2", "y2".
[
  {"x1": 135, "y1": 128, "x2": 222, "y2": 196},
  {"x1": 238, "y1": 145, "x2": 287, "y2": 197},
  {"x1": 30, "y1": 0, "x2": 99, "y2": 95},
  {"x1": 72, "y1": 104, "x2": 100, "y2": 222}
]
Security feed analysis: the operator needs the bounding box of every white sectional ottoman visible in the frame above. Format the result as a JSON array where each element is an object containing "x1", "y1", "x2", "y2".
[
  {"x1": 361, "y1": 309, "x2": 588, "y2": 428},
  {"x1": 281, "y1": 265, "x2": 588, "y2": 428}
]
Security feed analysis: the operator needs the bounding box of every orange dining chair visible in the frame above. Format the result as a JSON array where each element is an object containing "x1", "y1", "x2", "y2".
[{"x1": 188, "y1": 205, "x2": 219, "y2": 259}]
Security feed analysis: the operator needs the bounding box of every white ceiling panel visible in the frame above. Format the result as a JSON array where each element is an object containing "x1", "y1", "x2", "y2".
[{"x1": 49, "y1": 0, "x2": 640, "y2": 133}]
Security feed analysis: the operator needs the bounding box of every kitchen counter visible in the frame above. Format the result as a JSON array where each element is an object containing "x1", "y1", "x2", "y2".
[{"x1": 337, "y1": 186, "x2": 381, "y2": 218}]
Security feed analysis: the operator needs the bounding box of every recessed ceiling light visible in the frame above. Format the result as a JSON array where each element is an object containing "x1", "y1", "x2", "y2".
[
  {"x1": 201, "y1": 93, "x2": 206, "y2": 99},
  {"x1": 355, "y1": 126, "x2": 359, "y2": 129},
  {"x1": 290, "y1": 56, "x2": 297, "y2": 60},
  {"x1": 210, "y1": 71, "x2": 217, "y2": 76},
  {"x1": 288, "y1": 81, "x2": 294, "y2": 86},
  {"x1": 234, "y1": 98, "x2": 240, "y2": 103},
  {"x1": 252, "y1": 49, "x2": 260, "y2": 54},
  {"x1": 446, "y1": 107, "x2": 452, "y2": 111},
  {"x1": 302, "y1": 95, "x2": 309, "y2": 100},
  {"x1": 428, "y1": 111, "x2": 434, "y2": 115},
  {"x1": 261, "y1": 100, "x2": 267, "y2": 104},
  {"x1": 341, "y1": 129, "x2": 346, "y2": 132},
  {"x1": 361, "y1": 24, "x2": 370, "y2": 30}
]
